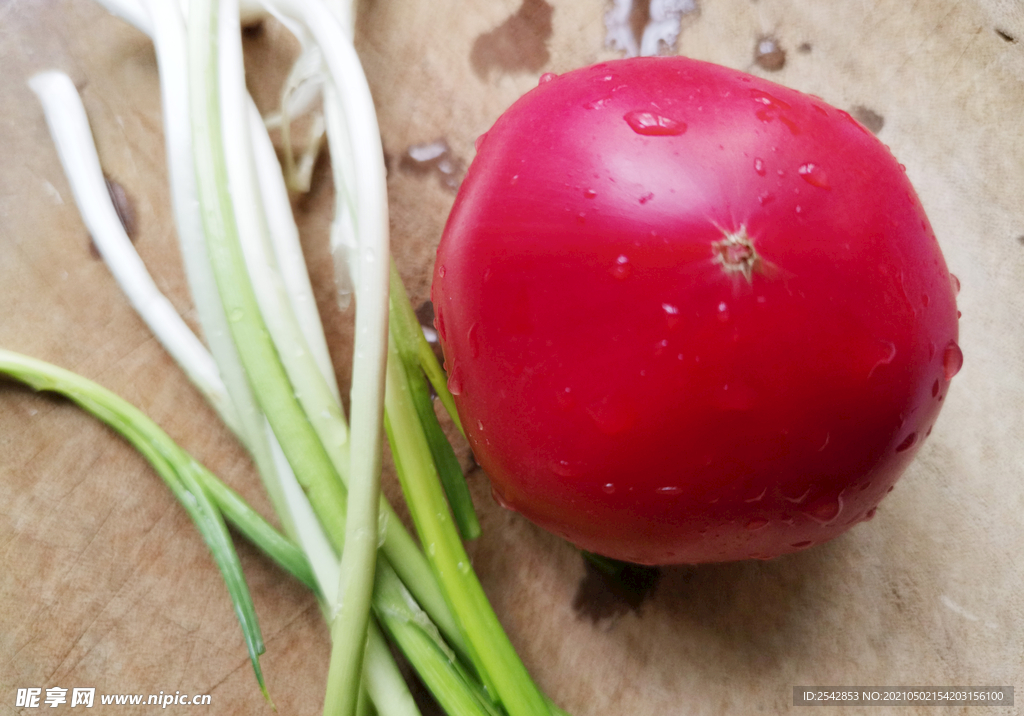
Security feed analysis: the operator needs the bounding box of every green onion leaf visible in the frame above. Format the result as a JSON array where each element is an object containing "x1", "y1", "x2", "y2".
[
  {"x1": 389, "y1": 262, "x2": 479, "y2": 540},
  {"x1": 0, "y1": 350, "x2": 269, "y2": 700}
]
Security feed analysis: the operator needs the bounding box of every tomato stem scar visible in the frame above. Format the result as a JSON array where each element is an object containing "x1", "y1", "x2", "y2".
[{"x1": 712, "y1": 226, "x2": 762, "y2": 282}]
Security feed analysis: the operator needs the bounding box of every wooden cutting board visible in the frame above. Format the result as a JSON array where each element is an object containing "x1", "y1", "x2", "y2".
[{"x1": 2, "y1": 1, "x2": 1022, "y2": 714}]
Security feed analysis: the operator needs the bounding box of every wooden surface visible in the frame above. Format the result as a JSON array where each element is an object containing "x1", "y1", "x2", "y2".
[{"x1": 2, "y1": 1, "x2": 1023, "y2": 714}]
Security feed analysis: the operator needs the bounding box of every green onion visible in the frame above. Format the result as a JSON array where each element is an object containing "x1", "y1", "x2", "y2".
[
  {"x1": 22, "y1": 0, "x2": 573, "y2": 714},
  {"x1": 188, "y1": 4, "x2": 377, "y2": 714},
  {"x1": 194, "y1": 464, "x2": 318, "y2": 591},
  {"x1": 0, "y1": 350, "x2": 271, "y2": 701},
  {"x1": 384, "y1": 336, "x2": 552, "y2": 716},
  {"x1": 389, "y1": 262, "x2": 479, "y2": 540}
]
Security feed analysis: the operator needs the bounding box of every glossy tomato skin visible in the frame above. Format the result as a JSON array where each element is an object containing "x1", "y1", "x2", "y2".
[{"x1": 432, "y1": 57, "x2": 960, "y2": 564}]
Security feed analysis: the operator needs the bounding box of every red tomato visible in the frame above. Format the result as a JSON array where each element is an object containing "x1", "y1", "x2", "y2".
[{"x1": 431, "y1": 57, "x2": 960, "y2": 564}]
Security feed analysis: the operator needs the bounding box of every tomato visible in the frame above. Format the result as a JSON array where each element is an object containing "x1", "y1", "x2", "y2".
[{"x1": 431, "y1": 57, "x2": 961, "y2": 565}]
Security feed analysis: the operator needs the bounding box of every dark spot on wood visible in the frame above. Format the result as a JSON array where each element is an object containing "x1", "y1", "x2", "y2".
[
  {"x1": 241, "y1": 19, "x2": 265, "y2": 38},
  {"x1": 470, "y1": 0, "x2": 554, "y2": 78},
  {"x1": 995, "y1": 28, "x2": 1017, "y2": 43},
  {"x1": 415, "y1": 300, "x2": 436, "y2": 330},
  {"x1": 573, "y1": 552, "x2": 661, "y2": 622},
  {"x1": 106, "y1": 177, "x2": 137, "y2": 239},
  {"x1": 797, "y1": 42, "x2": 812, "y2": 53},
  {"x1": 399, "y1": 139, "x2": 465, "y2": 191},
  {"x1": 1016, "y1": 234, "x2": 1024, "y2": 246},
  {"x1": 295, "y1": 148, "x2": 333, "y2": 213},
  {"x1": 754, "y1": 35, "x2": 786, "y2": 71},
  {"x1": 629, "y1": 0, "x2": 653, "y2": 52},
  {"x1": 850, "y1": 105, "x2": 885, "y2": 134},
  {"x1": 90, "y1": 176, "x2": 137, "y2": 258}
]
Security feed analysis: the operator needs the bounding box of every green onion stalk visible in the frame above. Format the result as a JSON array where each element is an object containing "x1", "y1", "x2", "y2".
[
  {"x1": 13, "y1": 0, "x2": 571, "y2": 715},
  {"x1": 0, "y1": 350, "x2": 277, "y2": 700}
]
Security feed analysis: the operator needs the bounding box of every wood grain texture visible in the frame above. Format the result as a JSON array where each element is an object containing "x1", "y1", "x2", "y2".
[{"x1": 1, "y1": 0, "x2": 1022, "y2": 714}]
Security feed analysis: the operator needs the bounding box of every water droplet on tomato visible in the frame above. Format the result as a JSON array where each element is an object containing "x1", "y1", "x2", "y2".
[
  {"x1": 753, "y1": 157, "x2": 766, "y2": 175},
  {"x1": 610, "y1": 255, "x2": 631, "y2": 279},
  {"x1": 491, "y1": 485, "x2": 516, "y2": 511},
  {"x1": 746, "y1": 518, "x2": 769, "y2": 531},
  {"x1": 655, "y1": 486, "x2": 683, "y2": 496},
  {"x1": 716, "y1": 301, "x2": 730, "y2": 322},
  {"x1": 584, "y1": 188, "x2": 597, "y2": 199},
  {"x1": 467, "y1": 322, "x2": 480, "y2": 359},
  {"x1": 798, "y1": 163, "x2": 831, "y2": 189},
  {"x1": 662, "y1": 303, "x2": 679, "y2": 317},
  {"x1": 623, "y1": 110, "x2": 687, "y2": 136},
  {"x1": 602, "y1": 482, "x2": 616, "y2": 494},
  {"x1": 758, "y1": 191, "x2": 775, "y2": 206},
  {"x1": 476, "y1": 419, "x2": 484, "y2": 432},
  {"x1": 895, "y1": 432, "x2": 917, "y2": 452},
  {"x1": 745, "y1": 486, "x2": 767, "y2": 503},
  {"x1": 862, "y1": 507, "x2": 877, "y2": 522},
  {"x1": 749, "y1": 91, "x2": 769, "y2": 106},
  {"x1": 474, "y1": 132, "x2": 488, "y2": 152},
  {"x1": 654, "y1": 339, "x2": 669, "y2": 357},
  {"x1": 437, "y1": 264, "x2": 447, "y2": 277},
  {"x1": 576, "y1": 212, "x2": 587, "y2": 224},
  {"x1": 801, "y1": 494, "x2": 843, "y2": 524},
  {"x1": 790, "y1": 540, "x2": 814, "y2": 549},
  {"x1": 539, "y1": 72, "x2": 557, "y2": 84},
  {"x1": 551, "y1": 460, "x2": 578, "y2": 477},
  {"x1": 434, "y1": 309, "x2": 447, "y2": 341},
  {"x1": 750, "y1": 88, "x2": 791, "y2": 108},
  {"x1": 950, "y1": 273, "x2": 961, "y2": 295},
  {"x1": 639, "y1": 191, "x2": 654, "y2": 204},
  {"x1": 943, "y1": 341, "x2": 963, "y2": 380},
  {"x1": 868, "y1": 340, "x2": 897, "y2": 378},
  {"x1": 447, "y1": 365, "x2": 464, "y2": 395}
]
